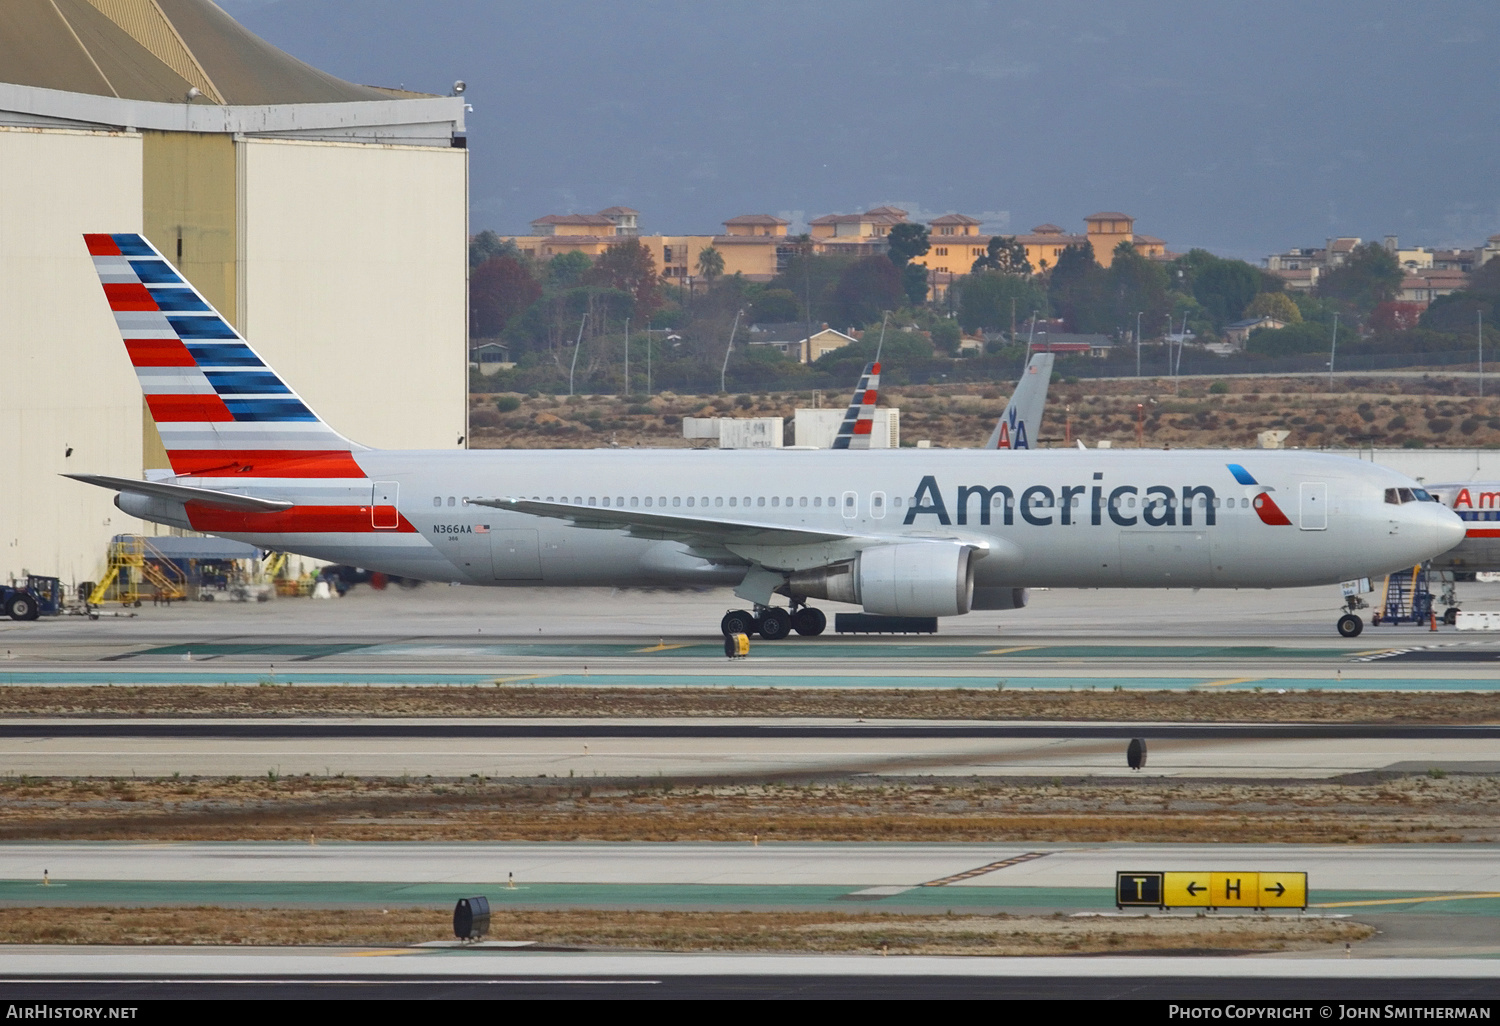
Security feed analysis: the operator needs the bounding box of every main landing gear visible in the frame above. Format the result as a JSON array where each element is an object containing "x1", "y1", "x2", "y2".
[
  {"x1": 720, "y1": 603, "x2": 827, "y2": 640},
  {"x1": 1337, "y1": 613, "x2": 1364, "y2": 638}
]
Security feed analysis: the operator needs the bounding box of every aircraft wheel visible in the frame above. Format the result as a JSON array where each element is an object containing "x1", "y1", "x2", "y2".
[
  {"x1": 720, "y1": 609, "x2": 756, "y2": 637},
  {"x1": 1337, "y1": 613, "x2": 1364, "y2": 638},
  {"x1": 792, "y1": 607, "x2": 826, "y2": 637},
  {"x1": 756, "y1": 607, "x2": 792, "y2": 641}
]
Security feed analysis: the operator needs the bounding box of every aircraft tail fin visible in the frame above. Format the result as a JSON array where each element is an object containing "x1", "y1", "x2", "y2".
[
  {"x1": 985, "y1": 352, "x2": 1054, "y2": 449},
  {"x1": 831, "y1": 361, "x2": 880, "y2": 450},
  {"x1": 84, "y1": 233, "x2": 366, "y2": 479}
]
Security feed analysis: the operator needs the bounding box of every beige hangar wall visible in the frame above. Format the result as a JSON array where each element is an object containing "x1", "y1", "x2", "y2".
[
  {"x1": 0, "y1": 127, "x2": 144, "y2": 585},
  {"x1": 236, "y1": 137, "x2": 468, "y2": 452}
]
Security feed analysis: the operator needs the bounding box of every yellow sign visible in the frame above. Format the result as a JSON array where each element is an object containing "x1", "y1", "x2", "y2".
[
  {"x1": 1154, "y1": 871, "x2": 1308, "y2": 909},
  {"x1": 1163, "y1": 871, "x2": 1212, "y2": 907},
  {"x1": 1258, "y1": 872, "x2": 1308, "y2": 909}
]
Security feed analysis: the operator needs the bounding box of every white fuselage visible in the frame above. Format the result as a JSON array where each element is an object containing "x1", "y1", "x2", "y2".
[{"x1": 133, "y1": 447, "x2": 1466, "y2": 598}]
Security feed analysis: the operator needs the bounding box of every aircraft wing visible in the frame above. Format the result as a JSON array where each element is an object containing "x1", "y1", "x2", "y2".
[
  {"x1": 469, "y1": 497, "x2": 859, "y2": 547},
  {"x1": 63, "y1": 473, "x2": 294, "y2": 513}
]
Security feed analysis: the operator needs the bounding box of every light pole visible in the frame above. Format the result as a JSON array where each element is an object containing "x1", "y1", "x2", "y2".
[
  {"x1": 568, "y1": 313, "x2": 587, "y2": 396},
  {"x1": 1480, "y1": 309, "x2": 1485, "y2": 398},
  {"x1": 1328, "y1": 311, "x2": 1340, "y2": 390},
  {"x1": 720, "y1": 308, "x2": 742, "y2": 394},
  {"x1": 1135, "y1": 310, "x2": 1142, "y2": 378},
  {"x1": 623, "y1": 316, "x2": 629, "y2": 397}
]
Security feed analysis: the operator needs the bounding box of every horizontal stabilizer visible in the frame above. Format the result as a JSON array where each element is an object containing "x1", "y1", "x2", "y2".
[{"x1": 63, "y1": 473, "x2": 293, "y2": 513}]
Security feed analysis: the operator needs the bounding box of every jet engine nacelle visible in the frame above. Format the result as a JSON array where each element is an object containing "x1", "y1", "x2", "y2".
[
  {"x1": 971, "y1": 586, "x2": 1029, "y2": 611},
  {"x1": 789, "y1": 542, "x2": 977, "y2": 617}
]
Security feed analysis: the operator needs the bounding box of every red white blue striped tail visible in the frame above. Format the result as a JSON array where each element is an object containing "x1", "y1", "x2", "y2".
[
  {"x1": 831, "y1": 361, "x2": 880, "y2": 450},
  {"x1": 84, "y1": 233, "x2": 365, "y2": 480}
]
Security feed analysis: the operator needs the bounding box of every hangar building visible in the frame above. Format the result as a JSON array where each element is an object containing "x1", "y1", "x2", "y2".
[{"x1": 1, "y1": 0, "x2": 468, "y2": 585}]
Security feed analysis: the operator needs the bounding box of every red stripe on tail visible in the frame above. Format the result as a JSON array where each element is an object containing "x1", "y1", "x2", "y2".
[
  {"x1": 104, "y1": 282, "x2": 157, "y2": 311},
  {"x1": 147, "y1": 394, "x2": 234, "y2": 423},
  {"x1": 125, "y1": 339, "x2": 195, "y2": 367},
  {"x1": 84, "y1": 234, "x2": 121, "y2": 256},
  {"x1": 166, "y1": 450, "x2": 367, "y2": 478}
]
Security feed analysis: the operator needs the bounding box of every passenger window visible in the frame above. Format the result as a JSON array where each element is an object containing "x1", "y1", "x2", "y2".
[
  {"x1": 1127, "y1": 497, "x2": 1136, "y2": 508},
  {"x1": 644, "y1": 497, "x2": 653, "y2": 507},
  {"x1": 715, "y1": 497, "x2": 724, "y2": 507},
  {"x1": 743, "y1": 496, "x2": 751, "y2": 506},
  {"x1": 771, "y1": 497, "x2": 780, "y2": 507},
  {"x1": 757, "y1": 497, "x2": 766, "y2": 507},
  {"x1": 546, "y1": 496, "x2": 554, "y2": 502},
  {"x1": 448, "y1": 497, "x2": 455, "y2": 507},
  {"x1": 701, "y1": 497, "x2": 708, "y2": 507},
  {"x1": 574, "y1": 496, "x2": 582, "y2": 504},
  {"x1": 814, "y1": 496, "x2": 822, "y2": 507},
  {"x1": 893, "y1": 496, "x2": 901, "y2": 508},
  {"x1": 673, "y1": 496, "x2": 681, "y2": 507},
  {"x1": 659, "y1": 496, "x2": 666, "y2": 506},
  {"x1": 433, "y1": 497, "x2": 441, "y2": 507},
  {"x1": 588, "y1": 497, "x2": 596, "y2": 506},
  {"x1": 799, "y1": 497, "x2": 807, "y2": 507},
  {"x1": 1072, "y1": 496, "x2": 1081, "y2": 508},
  {"x1": 828, "y1": 496, "x2": 836, "y2": 506},
  {"x1": 729, "y1": 497, "x2": 737, "y2": 507},
  {"x1": 617, "y1": 497, "x2": 624, "y2": 507},
  {"x1": 631, "y1": 497, "x2": 639, "y2": 507},
  {"x1": 687, "y1": 497, "x2": 695, "y2": 507}
]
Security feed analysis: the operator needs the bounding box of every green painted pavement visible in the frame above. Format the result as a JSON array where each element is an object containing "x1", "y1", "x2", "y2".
[
  {"x1": 1, "y1": 670, "x2": 1497, "y2": 691},
  {"x1": 2, "y1": 880, "x2": 1496, "y2": 914}
]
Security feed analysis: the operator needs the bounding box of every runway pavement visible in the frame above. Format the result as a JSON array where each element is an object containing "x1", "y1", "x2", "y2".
[
  {"x1": 2, "y1": 719, "x2": 1496, "y2": 777},
  {"x1": 1, "y1": 950, "x2": 1497, "y2": 1000},
  {"x1": 3, "y1": 584, "x2": 1500, "y2": 692}
]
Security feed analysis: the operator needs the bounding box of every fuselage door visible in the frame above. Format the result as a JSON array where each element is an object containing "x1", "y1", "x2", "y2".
[
  {"x1": 1299, "y1": 482, "x2": 1327, "y2": 531},
  {"x1": 372, "y1": 482, "x2": 400, "y2": 529}
]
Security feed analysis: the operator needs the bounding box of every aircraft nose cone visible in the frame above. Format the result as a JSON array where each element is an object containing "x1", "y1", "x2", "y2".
[{"x1": 1417, "y1": 503, "x2": 1466, "y2": 554}]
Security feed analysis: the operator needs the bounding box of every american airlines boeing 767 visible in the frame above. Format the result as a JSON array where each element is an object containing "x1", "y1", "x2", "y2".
[{"x1": 67, "y1": 234, "x2": 1464, "y2": 639}]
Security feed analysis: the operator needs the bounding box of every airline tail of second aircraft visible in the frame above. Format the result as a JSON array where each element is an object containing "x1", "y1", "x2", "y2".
[
  {"x1": 986, "y1": 352, "x2": 1054, "y2": 450},
  {"x1": 84, "y1": 233, "x2": 364, "y2": 479}
]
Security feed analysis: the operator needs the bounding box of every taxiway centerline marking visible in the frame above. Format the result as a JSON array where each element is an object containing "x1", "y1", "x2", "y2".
[{"x1": 1312, "y1": 892, "x2": 1500, "y2": 909}]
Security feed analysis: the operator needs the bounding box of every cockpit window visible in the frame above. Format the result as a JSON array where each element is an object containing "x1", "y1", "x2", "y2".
[
  {"x1": 1385, "y1": 488, "x2": 1400, "y2": 505},
  {"x1": 1414, "y1": 488, "x2": 1434, "y2": 502},
  {"x1": 1398, "y1": 487, "x2": 1416, "y2": 503}
]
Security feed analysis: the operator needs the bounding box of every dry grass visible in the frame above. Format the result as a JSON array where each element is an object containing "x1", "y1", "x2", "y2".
[
  {"x1": 3, "y1": 685, "x2": 1496, "y2": 724},
  {"x1": 0, "y1": 906, "x2": 1374, "y2": 955},
  {"x1": 1, "y1": 774, "x2": 1494, "y2": 843},
  {"x1": 467, "y1": 376, "x2": 1500, "y2": 450}
]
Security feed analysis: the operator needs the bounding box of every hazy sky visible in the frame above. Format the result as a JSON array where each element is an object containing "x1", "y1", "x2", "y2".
[{"x1": 221, "y1": 0, "x2": 1499, "y2": 260}]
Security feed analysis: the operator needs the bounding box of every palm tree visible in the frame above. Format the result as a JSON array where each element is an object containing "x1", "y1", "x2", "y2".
[{"x1": 696, "y1": 245, "x2": 724, "y2": 282}]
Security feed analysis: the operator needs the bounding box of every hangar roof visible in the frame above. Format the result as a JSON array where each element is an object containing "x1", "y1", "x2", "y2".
[{"x1": 0, "y1": 0, "x2": 407, "y2": 105}]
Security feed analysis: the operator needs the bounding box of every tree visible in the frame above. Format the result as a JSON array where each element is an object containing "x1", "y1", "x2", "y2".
[
  {"x1": 587, "y1": 238, "x2": 663, "y2": 319},
  {"x1": 1047, "y1": 242, "x2": 1111, "y2": 333},
  {"x1": 831, "y1": 256, "x2": 903, "y2": 328},
  {"x1": 885, "y1": 223, "x2": 930, "y2": 267},
  {"x1": 696, "y1": 245, "x2": 724, "y2": 281},
  {"x1": 468, "y1": 229, "x2": 517, "y2": 269},
  {"x1": 902, "y1": 263, "x2": 929, "y2": 307},
  {"x1": 929, "y1": 319, "x2": 961, "y2": 354},
  {"x1": 1190, "y1": 257, "x2": 1261, "y2": 328},
  {"x1": 1105, "y1": 248, "x2": 1170, "y2": 332},
  {"x1": 470, "y1": 254, "x2": 542, "y2": 338},
  {"x1": 1316, "y1": 242, "x2": 1403, "y2": 315},
  {"x1": 770, "y1": 251, "x2": 854, "y2": 326},
  {"x1": 957, "y1": 270, "x2": 1047, "y2": 333},
  {"x1": 546, "y1": 251, "x2": 592, "y2": 289},
  {"x1": 748, "y1": 288, "x2": 801, "y2": 323},
  {"x1": 1246, "y1": 321, "x2": 1332, "y2": 356},
  {"x1": 1244, "y1": 291, "x2": 1302, "y2": 323},
  {"x1": 971, "y1": 236, "x2": 1032, "y2": 275}
]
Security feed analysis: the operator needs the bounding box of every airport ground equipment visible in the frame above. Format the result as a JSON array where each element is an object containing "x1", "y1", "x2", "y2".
[
  {"x1": 88, "y1": 535, "x2": 187, "y2": 606},
  {"x1": 1371, "y1": 564, "x2": 1435, "y2": 629},
  {"x1": 724, "y1": 632, "x2": 750, "y2": 658},
  {"x1": 1127, "y1": 738, "x2": 1147, "y2": 770},
  {"x1": 1, "y1": 575, "x2": 63, "y2": 620},
  {"x1": 453, "y1": 896, "x2": 490, "y2": 941},
  {"x1": 1117, "y1": 871, "x2": 1307, "y2": 911}
]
